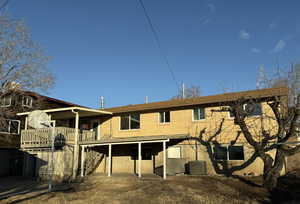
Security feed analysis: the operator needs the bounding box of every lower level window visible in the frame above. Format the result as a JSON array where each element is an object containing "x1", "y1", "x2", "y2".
[
  {"x1": 131, "y1": 148, "x2": 152, "y2": 160},
  {"x1": 213, "y1": 145, "x2": 244, "y2": 160},
  {"x1": 167, "y1": 146, "x2": 181, "y2": 158}
]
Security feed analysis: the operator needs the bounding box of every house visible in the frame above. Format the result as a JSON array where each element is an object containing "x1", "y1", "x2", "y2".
[
  {"x1": 16, "y1": 87, "x2": 289, "y2": 181},
  {"x1": 0, "y1": 90, "x2": 81, "y2": 177}
]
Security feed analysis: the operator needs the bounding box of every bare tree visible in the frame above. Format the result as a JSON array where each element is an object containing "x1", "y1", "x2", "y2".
[
  {"x1": 0, "y1": 15, "x2": 54, "y2": 94},
  {"x1": 172, "y1": 85, "x2": 201, "y2": 99},
  {"x1": 196, "y1": 64, "x2": 300, "y2": 191},
  {"x1": 0, "y1": 14, "x2": 54, "y2": 139},
  {"x1": 256, "y1": 63, "x2": 300, "y2": 105}
]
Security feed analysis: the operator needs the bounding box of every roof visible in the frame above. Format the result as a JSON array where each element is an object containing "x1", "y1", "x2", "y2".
[
  {"x1": 104, "y1": 87, "x2": 288, "y2": 114},
  {"x1": 24, "y1": 91, "x2": 84, "y2": 108},
  {"x1": 17, "y1": 106, "x2": 112, "y2": 119}
]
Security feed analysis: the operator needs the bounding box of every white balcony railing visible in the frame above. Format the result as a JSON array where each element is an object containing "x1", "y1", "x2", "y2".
[{"x1": 21, "y1": 127, "x2": 97, "y2": 148}]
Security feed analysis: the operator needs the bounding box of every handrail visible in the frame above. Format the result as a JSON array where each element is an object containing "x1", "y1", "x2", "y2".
[{"x1": 21, "y1": 127, "x2": 97, "y2": 148}]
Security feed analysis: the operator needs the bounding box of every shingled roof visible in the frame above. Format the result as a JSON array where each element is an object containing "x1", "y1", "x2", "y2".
[{"x1": 104, "y1": 87, "x2": 288, "y2": 114}]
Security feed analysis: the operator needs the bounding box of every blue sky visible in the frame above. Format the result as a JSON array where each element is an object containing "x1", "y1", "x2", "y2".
[{"x1": 8, "y1": 0, "x2": 300, "y2": 108}]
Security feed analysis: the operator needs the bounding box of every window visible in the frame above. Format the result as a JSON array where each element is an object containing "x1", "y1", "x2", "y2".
[
  {"x1": 244, "y1": 103, "x2": 262, "y2": 116},
  {"x1": 213, "y1": 145, "x2": 244, "y2": 160},
  {"x1": 0, "y1": 97, "x2": 11, "y2": 107},
  {"x1": 229, "y1": 109, "x2": 234, "y2": 118},
  {"x1": 229, "y1": 103, "x2": 262, "y2": 118},
  {"x1": 22, "y1": 96, "x2": 33, "y2": 107},
  {"x1": 213, "y1": 146, "x2": 228, "y2": 160},
  {"x1": 0, "y1": 119, "x2": 20, "y2": 134},
  {"x1": 193, "y1": 107, "x2": 205, "y2": 120},
  {"x1": 167, "y1": 146, "x2": 181, "y2": 158},
  {"x1": 228, "y1": 146, "x2": 244, "y2": 160},
  {"x1": 159, "y1": 111, "x2": 170, "y2": 123},
  {"x1": 120, "y1": 113, "x2": 140, "y2": 130},
  {"x1": 131, "y1": 148, "x2": 152, "y2": 160}
]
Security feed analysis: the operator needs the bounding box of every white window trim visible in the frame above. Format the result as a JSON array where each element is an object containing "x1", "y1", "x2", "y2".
[
  {"x1": 0, "y1": 119, "x2": 21, "y2": 135},
  {"x1": 119, "y1": 114, "x2": 141, "y2": 131},
  {"x1": 167, "y1": 146, "x2": 182, "y2": 158},
  {"x1": 159, "y1": 111, "x2": 170, "y2": 124},
  {"x1": 243, "y1": 103, "x2": 263, "y2": 117},
  {"x1": 212, "y1": 144, "x2": 244, "y2": 161},
  {"x1": 22, "y1": 96, "x2": 33, "y2": 108},
  {"x1": 0, "y1": 97, "x2": 12, "y2": 108},
  {"x1": 192, "y1": 107, "x2": 206, "y2": 121},
  {"x1": 228, "y1": 110, "x2": 234, "y2": 119}
]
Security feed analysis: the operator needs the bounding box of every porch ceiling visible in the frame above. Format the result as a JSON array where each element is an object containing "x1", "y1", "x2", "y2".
[{"x1": 17, "y1": 106, "x2": 112, "y2": 120}]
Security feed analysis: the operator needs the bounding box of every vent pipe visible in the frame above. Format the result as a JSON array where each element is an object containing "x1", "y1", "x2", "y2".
[
  {"x1": 145, "y1": 96, "x2": 149, "y2": 104},
  {"x1": 100, "y1": 96, "x2": 105, "y2": 109}
]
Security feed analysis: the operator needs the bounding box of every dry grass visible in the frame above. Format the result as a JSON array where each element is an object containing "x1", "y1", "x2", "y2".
[{"x1": 1, "y1": 174, "x2": 270, "y2": 204}]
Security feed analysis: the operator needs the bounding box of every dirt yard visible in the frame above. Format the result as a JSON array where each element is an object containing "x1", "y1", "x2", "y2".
[{"x1": 0, "y1": 173, "x2": 272, "y2": 204}]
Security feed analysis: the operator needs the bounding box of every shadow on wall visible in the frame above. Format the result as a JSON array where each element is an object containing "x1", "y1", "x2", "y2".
[
  {"x1": 0, "y1": 149, "x2": 24, "y2": 177},
  {"x1": 23, "y1": 152, "x2": 48, "y2": 178}
]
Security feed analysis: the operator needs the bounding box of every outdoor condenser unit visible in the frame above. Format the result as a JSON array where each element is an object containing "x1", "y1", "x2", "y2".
[{"x1": 187, "y1": 161, "x2": 207, "y2": 175}]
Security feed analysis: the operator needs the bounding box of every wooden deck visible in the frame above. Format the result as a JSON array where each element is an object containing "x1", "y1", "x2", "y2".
[{"x1": 21, "y1": 127, "x2": 97, "y2": 148}]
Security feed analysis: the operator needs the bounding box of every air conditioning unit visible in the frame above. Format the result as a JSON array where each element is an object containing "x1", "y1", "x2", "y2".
[{"x1": 187, "y1": 161, "x2": 207, "y2": 175}]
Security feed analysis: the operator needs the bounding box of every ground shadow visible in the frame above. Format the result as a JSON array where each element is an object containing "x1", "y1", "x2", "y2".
[{"x1": 269, "y1": 169, "x2": 300, "y2": 203}]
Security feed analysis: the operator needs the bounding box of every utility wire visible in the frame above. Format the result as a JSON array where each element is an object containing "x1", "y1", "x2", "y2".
[
  {"x1": 137, "y1": 0, "x2": 179, "y2": 89},
  {"x1": 0, "y1": 0, "x2": 10, "y2": 11}
]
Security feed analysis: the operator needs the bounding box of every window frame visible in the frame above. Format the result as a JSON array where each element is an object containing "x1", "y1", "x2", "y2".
[
  {"x1": 167, "y1": 146, "x2": 182, "y2": 159},
  {"x1": 212, "y1": 144, "x2": 244, "y2": 161},
  {"x1": 159, "y1": 111, "x2": 170, "y2": 124},
  {"x1": 120, "y1": 113, "x2": 141, "y2": 131},
  {"x1": 243, "y1": 103, "x2": 262, "y2": 117},
  {"x1": 22, "y1": 96, "x2": 33, "y2": 108},
  {"x1": 228, "y1": 103, "x2": 262, "y2": 119},
  {"x1": 0, "y1": 96, "x2": 12, "y2": 108},
  {"x1": 192, "y1": 107, "x2": 206, "y2": 121},
  {"x1": 0, "y1": 119, "x2": 21, "y2": 135}
]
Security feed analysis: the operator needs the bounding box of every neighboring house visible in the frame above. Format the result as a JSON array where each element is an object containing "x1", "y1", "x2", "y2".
[
  {"x1": 0, "y1": 90, "x2": 81, "y2": 177},
  {"x1": 17, "y1": 87, "x2": 289, "y2": 181}
]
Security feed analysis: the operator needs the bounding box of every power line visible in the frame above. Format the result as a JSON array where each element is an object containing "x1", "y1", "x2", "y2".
[
  {"x1": 0, "y1": 0, "x2": 10, "y2": 11},
  {"x1": 137, "y1": 0, "x2": 179, "y2": 89}
]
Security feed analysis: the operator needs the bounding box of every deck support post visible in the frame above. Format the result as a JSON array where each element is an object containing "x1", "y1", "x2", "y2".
[
  {"x1": 163, "y1": 141, "x2": 166, "y2": 180},
  {"x1": 80, "y1": 146, "x2": 85, "y2": 177},
  {"x1": 72, "y1": 110, "x2": 80, "y2": 179},
  {"x1": 108, "y1": 144, "x2": 112, "y2": 177},
  {"x1": 25, "y1": 117, "x2": 28, "y2": 130},
  {"x1": 138, "y1": 142, "x2": 142, "y2": 178}
]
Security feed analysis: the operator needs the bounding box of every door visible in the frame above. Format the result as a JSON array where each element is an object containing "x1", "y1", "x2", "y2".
[{"x1": 90, "y1": 120, "x2": 100, "y2": 140}]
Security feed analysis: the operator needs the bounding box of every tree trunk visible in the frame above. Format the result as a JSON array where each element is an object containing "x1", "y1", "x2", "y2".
[{"x1": 262, "y1": 150, "x2": 285, "y2": 190}]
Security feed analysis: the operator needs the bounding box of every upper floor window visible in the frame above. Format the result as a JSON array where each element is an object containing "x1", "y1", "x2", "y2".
[
  {"x1": 229, "y1": 103, "x2": 262, "y2": 118},
  {"x1": 0, "y1": 96, "x2": 11, "y2": 107},
  {"x1": 22, "y1": 96, "x2": 33, "y2": 108},
  {"x1": 159, "y1": 111, "x2": 170, "y2": 123},
  {"x1": 193, "y1": 107, "x2": 205, "y2": 120},
  {"x1": 244, "y1": 103, "x2": 262, "y2": 116},
  {"x1": 213, "y1": 145, "x2": 244, "y2": 160},
  {"x1": 120, "y1": 113, "x2": 140, "y2": 130}
]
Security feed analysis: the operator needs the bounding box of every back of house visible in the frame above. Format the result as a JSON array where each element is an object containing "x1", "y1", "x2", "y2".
[{"x1": 16, "y1": 87, "x2": 292, "y2": 181}]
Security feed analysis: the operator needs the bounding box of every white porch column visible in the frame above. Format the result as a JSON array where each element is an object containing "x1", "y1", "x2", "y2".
[
  {"x1": 72, "y1": 111, "x2": 80, "y2": 179},
  {"x1": 163, "y1": 141, "x2": 166, "y2": 180},
  {"x1": 108, "y1": 144, "x2": 112, "y2": 177},
  {"x1": 80, "y1": 146, "x2": 85, "y2": 177},
  {"x1": 138, "y1": 142, "x2": 142, "y2": 178},
  {"x1": 25, "y1": 117, "x2": 28, "y2": 130}
]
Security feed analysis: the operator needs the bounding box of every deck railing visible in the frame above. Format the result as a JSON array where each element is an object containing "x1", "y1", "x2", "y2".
[{"x1": 21, "y1": 127, "x2": 97, "y2": 148}]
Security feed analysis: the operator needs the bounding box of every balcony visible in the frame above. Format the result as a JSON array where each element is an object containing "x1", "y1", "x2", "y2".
[{"x1": 21, "y1": 127, "x2": 97, "y2": 148}]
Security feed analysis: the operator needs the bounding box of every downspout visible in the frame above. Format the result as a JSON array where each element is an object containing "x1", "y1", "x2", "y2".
[{"x1": 72, "y1": 109, "x2": 79, "y2": 179}]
